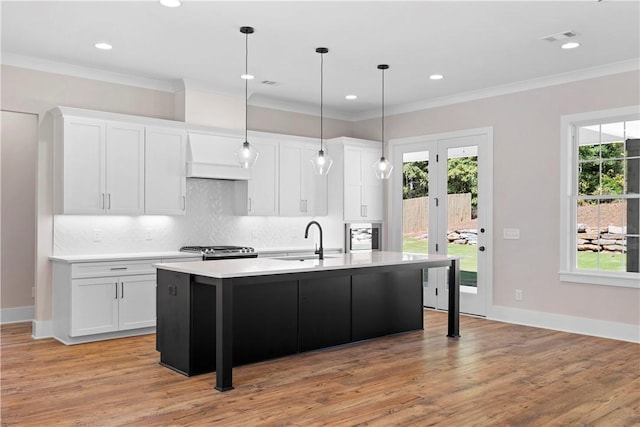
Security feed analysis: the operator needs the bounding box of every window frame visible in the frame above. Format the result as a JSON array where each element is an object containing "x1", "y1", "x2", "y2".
[{"x1": 560, "y1": 106, "x2": 640, "y2": 288}]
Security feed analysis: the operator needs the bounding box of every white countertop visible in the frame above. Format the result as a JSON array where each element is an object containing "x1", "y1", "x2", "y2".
[
  {"x1": 49, "y1": 247, "x2": 343, "y2": 263},
  {"x1": 154, "y1": 251, "x2": 458, "y2": 279},
  {"x1": 49, "y1": 251, "x2": 200, "y2": 263}
]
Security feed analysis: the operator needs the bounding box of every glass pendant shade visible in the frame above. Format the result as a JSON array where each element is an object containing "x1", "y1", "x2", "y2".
[
  {"x1": 236, "y1": 141, "x2": 259, "y2": 169},
  {"x1": 310, "y1": 149, "x2": 334, "y2": 175},
  {"x1": 372, "y1": 156, "x2": 393, "y2": 179}
]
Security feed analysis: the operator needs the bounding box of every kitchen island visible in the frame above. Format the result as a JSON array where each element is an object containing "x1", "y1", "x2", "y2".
[{"x1": 154, "y1": 251, "x2": 460, "y2": 392}]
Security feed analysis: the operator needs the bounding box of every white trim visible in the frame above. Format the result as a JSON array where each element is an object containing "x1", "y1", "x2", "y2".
[
  {"x1": 560, "y1": 271, "x2": 640, "y2": 288},
  {"x1": 4, "y1": 52, "x2": 636, "y2": 122},
  {"x1": 488, "y1": 305, "x2": 640, "y2": 343},
  {"x1": 0, "y1": 306, "x2": 34, "y2": 324},
  {"x1": 249, "y1": 93, "x2": 349, "y2": 121},
  {"x1": 353, "y1": 59, "x2": 640, "y2": 121},
  {"x1": 32, "y1": 320, "x2": 54, "y2": 339},
  {"x1": 559, "y1": 106, "x2": 640, "y2": 289},
  {"x1": 1, "y1": 52, "x2": 178, "y2": 93}
]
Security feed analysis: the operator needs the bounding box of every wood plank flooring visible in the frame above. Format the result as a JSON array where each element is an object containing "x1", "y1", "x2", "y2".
[{"x1": 1, "y1": 310, "x2": 639, "y2": 426}]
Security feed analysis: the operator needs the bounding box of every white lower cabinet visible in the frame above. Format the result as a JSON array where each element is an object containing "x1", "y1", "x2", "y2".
[
  {"x1": 70, "y1": 274, "x2": 156, "y2": 337},
  {"x1": 53, "y1": 258, "x2": 170, "y2": 344}
]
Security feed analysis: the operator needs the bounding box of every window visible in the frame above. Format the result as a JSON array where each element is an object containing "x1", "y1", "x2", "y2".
[{"x1": 560, "y1": 106, "x2": 640, "y2": 288}]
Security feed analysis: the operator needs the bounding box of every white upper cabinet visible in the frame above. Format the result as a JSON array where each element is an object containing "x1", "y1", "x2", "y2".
[
  {"x1": 279, "y1": 140, "x2": 327, "y2": 216},
  {"x1": 145, "y1": 127, "x2": 187, "y2": 215},
  {"x1": 53, "y1": 107, "x2": 186, "y2": 215},
  {"x1": 234, "y1": 135, "x2": 279, "y2": 216},
  {"x1": 55, "y1": 116, "x2": 145, "y2": 215},
  {"x1": 327, "y1": 137, "x2": 384, "y2": 222},
  {"x1": 56, "y1": 116, "x2": 106, "y2": 214},
  {"x1": 105, "y1": 122, "x2": 145, "y2": 214}
]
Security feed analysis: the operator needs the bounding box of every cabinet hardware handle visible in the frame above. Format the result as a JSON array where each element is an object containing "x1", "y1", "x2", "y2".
[
  {"x1": 110, "y1": 267, "x2": 128, "y2": 270},
  {"x1": 364, "y1": 205, "x2": 368, "y2": 217},
  {"x1": 101, "y1": 193, "x2": 105, "y2": 209},
  {"x1": 182, "y1": 196, "x2": 186, "y2": 210},
  {"x1": 479, "y1": 246, "x2": 486, "y2": 252},
  {"x1": 108, "y1": 193, "x2": 111, "y2": 209},
  {"x1": 121, "y1": 282, "x2": 124, "y2": 298},
  {"x1": 115, "y1": 282, "x2": 118, "y2": 299},
  {"x1": 248, "y1": 197, "x2": 252, "y2": 212}
]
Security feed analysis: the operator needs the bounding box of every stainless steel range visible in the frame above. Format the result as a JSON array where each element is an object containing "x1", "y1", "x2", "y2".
[{"x1": 180, "y1": 245, "x2": 257, "y2": 260}]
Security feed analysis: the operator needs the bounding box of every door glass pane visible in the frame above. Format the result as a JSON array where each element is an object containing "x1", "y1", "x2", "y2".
[
  {"x1": 402, "y1": 151, "x2": 429, "y2": 254},
  {"x1": 447, "y1": 146, "x2": 478, "y2": 290}
]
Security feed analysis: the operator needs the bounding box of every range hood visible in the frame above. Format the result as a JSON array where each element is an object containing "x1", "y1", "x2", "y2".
[{"x1": 186, "y1": 132, "x2": 251, "y2": 180}]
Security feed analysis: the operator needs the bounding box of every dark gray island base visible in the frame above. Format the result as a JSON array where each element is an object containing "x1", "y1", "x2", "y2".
[{"x1": 155, "y1": 253, "x2": 460, "y2": 392}]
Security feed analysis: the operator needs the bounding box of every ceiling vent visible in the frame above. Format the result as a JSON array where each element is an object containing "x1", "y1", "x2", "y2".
[{"x1": 541, "y1": 30, "x2": 576, "y2": 42}]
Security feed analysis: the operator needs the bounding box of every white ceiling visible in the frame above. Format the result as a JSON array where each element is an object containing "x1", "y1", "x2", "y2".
[{"x1": 2, "y1": 1, "x2": 639, "y2": 120}]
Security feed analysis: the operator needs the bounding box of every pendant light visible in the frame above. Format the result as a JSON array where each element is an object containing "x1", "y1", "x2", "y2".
[
  {"x1": 236, "y1": 26, "x2": 259, "y2": 169},
  {"x1": 372, "y1": 64, "x2": 393, "y2": 179},
  {"x1": 310, "y1": 47, "x2": 333, "y2": 175}
]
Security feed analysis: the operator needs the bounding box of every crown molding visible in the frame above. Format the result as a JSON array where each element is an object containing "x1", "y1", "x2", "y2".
[
  {"x1": 3, "y1": 52, "x2": 638, "y2": 122},
  {"x1": 248, "y1": 93, "x2": 351, "y2": 121},
  {"x1": 1, "y1": 52, "x2": 179, "y2": 92},
  {"x1": 352, "y1": 58, "x2": 640, "y2": 121}
]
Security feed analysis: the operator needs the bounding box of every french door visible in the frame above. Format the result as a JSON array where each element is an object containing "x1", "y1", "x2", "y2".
[{"x1": 389, "y1": 128, "x2": 492, "y2": 316}]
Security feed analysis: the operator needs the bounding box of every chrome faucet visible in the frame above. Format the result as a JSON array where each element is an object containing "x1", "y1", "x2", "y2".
[{"x1": 304, "y1": 221, "x2": 324, "y2": 260}]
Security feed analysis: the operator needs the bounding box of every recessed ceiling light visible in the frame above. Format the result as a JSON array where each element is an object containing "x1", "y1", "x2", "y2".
[
  {"x1": 345, "y1": 95, "x2": 358, "y2": 100},
  {"x1": 160, "y1": 0, "x2": 181, "y2": 7},
  {"x1": 561, "y1": 42, "x2": 581, "y2": 49},
  {"x1": 94, "y1": 42, "x2": 112, "y2": 50},
  {"x1": 241, "y1": 74, "x2": 254, "y2": 80},
  {"x1": 429, "y1": 74, "x2": 444, "y2": 80}
]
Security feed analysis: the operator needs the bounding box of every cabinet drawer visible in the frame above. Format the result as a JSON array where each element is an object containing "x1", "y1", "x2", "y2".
[{"x1": 71, "y1": 260, "x2": 155, "y2": 278}]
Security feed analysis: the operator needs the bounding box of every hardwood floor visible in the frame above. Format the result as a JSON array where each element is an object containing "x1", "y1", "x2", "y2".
[{"x1": 1, "y1": 310, "x2": 638, "y2": 426}]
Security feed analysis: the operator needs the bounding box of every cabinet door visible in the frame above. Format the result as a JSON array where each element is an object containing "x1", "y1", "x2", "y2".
[
  {"x1": 279, "y1": 143, "x2": 304, "y2": 215},
  {"x1": 362, "y1": 147, "x2": 384, "y2": 221},
  {"x1": 145, "y1": 127, "x2": 187, "y2": 215},
  {"x1": 118, "y1": 274, "x2": 157, "y2": 331},
  {"x1": 343, "y1": 146, "x2": 364, "y2": 221},
  {"x1": 71, "y1": 277, "x2": 118, "y2": 336},
  {"x1": 247, "y1": 138, "x2": 279, "y2": 216},
  {"x1": 105, "y1": 122, "x2": 145, "y2": 214},
  {"x1": 62, "y1": 117, "x2": 106, "y2": 214}
]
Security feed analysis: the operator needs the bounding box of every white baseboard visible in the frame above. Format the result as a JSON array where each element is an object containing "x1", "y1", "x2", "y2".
[
  {"x1": 488, "y1": 305, "x2": 640, "y2": 343},
  {"x1": 32, "y1": 320, "x2": 53, "y2": 339},
  {"x1": 0, "y1": 306, "x2": 34, "y2": 324}
]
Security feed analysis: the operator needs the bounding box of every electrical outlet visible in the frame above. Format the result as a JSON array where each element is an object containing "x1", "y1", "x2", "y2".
[
  {"x1": 93, "y1": 229, "x2": 102, "y2": 242},
  {"x1": 515, "y1": 289, "x2": 523, "y2": 301},
  {"x1": 504, "y1": 228, "x2": 520, "y2": 240},
  {"x1": 144, "y1": 228, "x2": 153, "y2": 240}
]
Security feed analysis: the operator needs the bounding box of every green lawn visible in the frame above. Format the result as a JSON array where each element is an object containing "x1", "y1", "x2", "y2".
[{"x1": 403, "y1": 236, "x2": 626, "y2": 273}]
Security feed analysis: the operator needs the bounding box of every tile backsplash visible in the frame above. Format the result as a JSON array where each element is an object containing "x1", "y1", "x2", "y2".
[{"x1": 53, "y1": 178, "x2": 344, "y2": 255}]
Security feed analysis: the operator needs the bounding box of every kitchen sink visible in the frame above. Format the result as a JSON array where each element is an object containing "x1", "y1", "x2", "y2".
[{"x1": 272, "y1": 255, "x2": 338, "y2": 261}]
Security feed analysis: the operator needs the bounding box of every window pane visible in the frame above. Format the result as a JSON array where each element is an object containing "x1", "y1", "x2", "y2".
[
  {"x1": 602, "y1": 160, "x2": 624, "y2": 195},
  {"x1": 626, "y1": 120, "x2": 640, "y2": 139},
  {"x1": 578, "y1": 160, "x2": 601, "y2": 196},
  {"x1": 576, "y1": 199, "x2": 639, "y2": 272},
  {"x1": 578, "y1": 142, "x2": 599, "y2": 161},
  {"x1": 601, "y1": 122, "x2": 625, "y2": 144}
]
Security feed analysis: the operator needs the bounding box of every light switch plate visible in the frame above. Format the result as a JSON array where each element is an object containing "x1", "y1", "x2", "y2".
[{"x1": 503, "y1": 228, "x2": 520, "y2": 240}]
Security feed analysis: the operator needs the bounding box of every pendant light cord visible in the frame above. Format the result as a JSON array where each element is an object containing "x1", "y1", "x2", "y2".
[
  {"x1": 381, "y1": 67, "x2": 385, "y2": 158},
  {"x1": 320, "y1": 51, "x2": 324, "y2": 152},
  {"x1": 245, "y1": 31, "x2": 249, "y2": 144}
]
